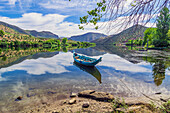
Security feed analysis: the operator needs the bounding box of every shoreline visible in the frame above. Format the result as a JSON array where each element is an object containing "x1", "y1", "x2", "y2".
[{"x1": 2, "y1": 90, "x2": 169, "y2": 113}]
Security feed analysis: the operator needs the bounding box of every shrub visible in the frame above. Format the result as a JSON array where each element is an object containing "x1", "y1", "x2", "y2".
[
  {"x1": 0, "y1": 30, "x2": 5, "y2": 37},
  {"x1": 153, "y1": 39, "x2": 169, "y2": 47}
]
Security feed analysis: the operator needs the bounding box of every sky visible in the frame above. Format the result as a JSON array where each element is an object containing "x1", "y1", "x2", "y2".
[{"x1": 0, "y1": 0, "x2": 157, "y2": 37}]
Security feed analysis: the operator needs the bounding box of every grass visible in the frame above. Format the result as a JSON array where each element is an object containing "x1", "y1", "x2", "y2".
[
  {"x1": 112, "y1": 98, "x2": 128, "y2": 113},
  {"x1": 148, "y1": 100, "x2": 170, "y2": 113},
  {"x1": 111, "y1": 98, "x2": 170, "y2": 113}
]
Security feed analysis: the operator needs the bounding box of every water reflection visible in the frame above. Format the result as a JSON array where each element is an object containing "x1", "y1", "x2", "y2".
[
  {"x1": 73, "y1": 61, "x2": 102, "y2": 83},
  {"x1": 142, "y1": 50, "x2": 170, "y2": 86}
]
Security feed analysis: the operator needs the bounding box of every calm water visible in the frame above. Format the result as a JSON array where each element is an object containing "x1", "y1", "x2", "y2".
[{"x1": 0, "y1": 46, "x2": 169, "y2": 112}]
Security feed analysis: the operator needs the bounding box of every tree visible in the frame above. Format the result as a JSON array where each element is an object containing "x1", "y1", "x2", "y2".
[
  {"x1": 56, "y1": 40, "x2": 61, "y2": 46},
  {"x1": 156, "y1": 7, "x2": 170, "y2": 40},
  {"x1": 69, "y1": 0, "x2": 169, "y2": 30},
  {"x1": 62, "y1": 38, "x2": 67, "y2": 45},
  {"x1": 143, "y1": 28, "x2": 157, "y2": 45},
  {"x1": 152, "y1": 7, "x2": 170, "y2": 47},
  {"x1": 0, "y1": 30, "x2": 5, "y2": 37},
  {"x1": 167, "y1": 29, "x2": 170, "y2": 38}
]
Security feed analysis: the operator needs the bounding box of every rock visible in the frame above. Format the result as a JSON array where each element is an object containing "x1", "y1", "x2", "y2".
[
  {"x1": 27, "y1": 92, "x2": 36, "y2": 97},
  {"x1": 29, "y1": 88, "x2": 35, "y2": 90},
  {"x1": 116, "y1": 106, "x2": 142, "y2": 112},
  {"x1": 160, "y1": 98, "x2": 167, "y2": 102},
  {"x1": 15, "y1": 96, "x2": 23, "y2": 101},
  {"x1": 68, "y1": 98, "x2": 76, "y2": 104},
  {"x1": 128, "y1": 106, "x2": 142, "y2": 111},
  {"x1": 57, "y1": 94, "x2": 67, "y2": 100},
  {"x1": 78, "y1": 90, "x2": 95, "y2": 95},
  {"x1": 48, "y1": 91, "x2": 57, "y2": 94},
  {"x1": 78, "y1": 90, "x2": 114, "y2": 102},
  {"x1": 42, "y1": 102, "x2": 48, "y2": 105},
  {"x1": 52, "y1": 111, "x2": 59, "y2": 113},
  {"x1": 70, "y1": 93, "x2": 77, "y2": 98},
  {"x1": 155, "y1": 92, "x2": 161, "y2": 95},
  {"x1": 82, "y1": 103, "x2": 89, "y2": 108}
]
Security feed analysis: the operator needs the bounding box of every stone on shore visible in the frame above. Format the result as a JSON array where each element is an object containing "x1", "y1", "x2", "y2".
[
  {"x1": 15, "y1": 96, "x2": 23, "y2": 101},
  {"x1": 68, "y1": 98, "x2": 76, "y2": 104},
  {"x1": 70, "y1": 92, "x2": 77, "y2": 98},
  {"x1": 78, "y1": 90, "x2": 114, "y2": 102},
  {"x1": 82, "y1": 103, "x2": 89, "y2": 108},
  {"x1": 116, "y1": 106, "x2": 142, "y2": 113}
]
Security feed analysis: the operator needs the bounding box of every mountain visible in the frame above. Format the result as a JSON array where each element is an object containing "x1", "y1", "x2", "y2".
[
  {"x1": 70, "y1": 32, "x2": 107, "y2": 42},
  {"x1": 93, "y1": 45, "x2": 143, "y2": 64},
  {"x1": 92, "y1": 25, "x2": 147, "y2": 44},
  {"x1": 74, "y1": 47, "x2": 106, "y2": 56},
  {"x1": 26, "y1": 30, "x2": 59, "y2": 39},
  {"x1": 0, "y1": 21, "x2": 28, "y2": 34},
  {"x1": 0, "y1": 21, "x2": 59, "y2": 39}
]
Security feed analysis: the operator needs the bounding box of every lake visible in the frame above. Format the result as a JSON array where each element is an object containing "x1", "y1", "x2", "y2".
[{"x1": 0, "y1": 45, "x2": 169, "y2": 112}]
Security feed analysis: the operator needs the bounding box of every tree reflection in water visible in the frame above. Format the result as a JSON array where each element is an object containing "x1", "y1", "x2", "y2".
[{"x1": 143, "y1": 50, "x2": 169, "y2": 86}]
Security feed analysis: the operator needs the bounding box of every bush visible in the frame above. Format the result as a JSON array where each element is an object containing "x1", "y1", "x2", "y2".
[
  {"x1": 153, "y1": 39, "x2": 169, "y2": 47},
  {"x1": 0, "y1": 30, "x2": 5, "y2": 37}
]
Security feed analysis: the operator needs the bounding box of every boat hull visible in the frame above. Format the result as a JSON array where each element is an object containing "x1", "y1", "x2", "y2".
[{"x1": 73, "y1": 52, "x2": 102, "y2": 66}]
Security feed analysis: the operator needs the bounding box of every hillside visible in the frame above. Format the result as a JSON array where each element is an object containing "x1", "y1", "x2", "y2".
[
  {"x1": 70, "y1": 32, "x2": 107, "y2": 42},
  {"x1": 0, "y1": 21, "x2": 28, "y2": 34},
  {"x1": 92, "y1": 25, "x2": 147, "y2": 44},
  {"x1": 0, "y1": 21, "x2": 59, "y2": 39},
  {"x1": 26, "y1": 30, "x2": 59, "y2": 39}
]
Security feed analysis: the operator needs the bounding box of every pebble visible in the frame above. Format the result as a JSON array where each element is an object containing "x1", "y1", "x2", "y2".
[
  {"x1": 15, "y1": 96, "x2": 23, "y2": 101},
  {"x1": 70, "y1": 93, "x2": 77, "y2": 97},
  {"x1": 82, "y1": 103, "x2": 89, "y2": 108},
  {"x1": 69, "y1": 98, "x2": 76, "y2": 104}
]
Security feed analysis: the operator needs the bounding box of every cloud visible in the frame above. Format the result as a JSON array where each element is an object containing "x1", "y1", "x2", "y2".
[
  {"x1": 39, "y1": 0, "x2": 100, "y2": 15},
  {"x1": 7, "y1": 0, "x2": 17, "y2": 5},
  {"x1": 0, "y1": 12, "x2": 156, "y2": 37},
  {"x1": 90, "y1": 53, "x2": 152, "y2": 73},
  {"x1": 0, "y1": 12, "x2": 108, "y2": 37},
  {"x1": 0, "y1": 52, "x2": 73, "y2": 75}
]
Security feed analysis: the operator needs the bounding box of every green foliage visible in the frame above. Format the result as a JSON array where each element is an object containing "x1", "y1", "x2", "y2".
[
  {"x1": 0, "y1": 30, "x2": 5, "y2": 37},
  {"x1": 126, "y1": 7, "x2": 170, "y2": 48},
  {"x1": 148, "y1": 100, "x2": 170, "y2": 112},
  {"x1": 77, "y1": 0, "x2": 106, "y2": 30},
  {"x1": 62, "y1": 38, "x2": 68, "y2": 45},
  {"x1": 62, "y1": 47, "x2": 68, "y2": 52},
  {"x1": 167, "y1": 29, "x2": 170, "y2": 38},
  {"x1": 153, "y1": 39, "x2": 169, "y2": 47},
  {"x1": 56, "y1": 40, "x2": 60, "y2": 46},
  {"x1": 112, "y1": 98, "x2": 128, "y2": 112},
  {"x1": 2, "y1": 55, "x2": 7, "y2": 61},
  {"x1": 143, "y1": 28, "x2": 157, "y2": 45},
  {"x1": 156, "y1": 7, "x2": 170, "y2": 40}
]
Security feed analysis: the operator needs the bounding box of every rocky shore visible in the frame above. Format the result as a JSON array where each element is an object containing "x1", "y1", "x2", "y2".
[{"x1": 17, "y1": 90, "x2": 169, "y2": 113}]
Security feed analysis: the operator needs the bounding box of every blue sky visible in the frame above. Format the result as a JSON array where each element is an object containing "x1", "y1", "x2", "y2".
[{"x1": 0, "y1": 0, "x2": 156, "y2": 37}]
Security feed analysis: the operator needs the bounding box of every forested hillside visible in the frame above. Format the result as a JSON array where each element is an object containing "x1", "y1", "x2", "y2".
[{"x1": 93, "y1": 25, "x2": 147, "y2": 44}]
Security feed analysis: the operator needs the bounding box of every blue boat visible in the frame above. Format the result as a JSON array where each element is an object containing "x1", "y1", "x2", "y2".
[{"x1": 73, "y1": 51, "x2": 102, "y2": 66}]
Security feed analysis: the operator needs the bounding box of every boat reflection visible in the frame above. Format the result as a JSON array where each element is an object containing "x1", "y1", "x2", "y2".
[{"x1": 73, "y1": 61, "x2": 102, "y2": 83}]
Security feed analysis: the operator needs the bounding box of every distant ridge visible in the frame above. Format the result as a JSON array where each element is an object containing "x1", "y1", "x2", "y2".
[
  {"x1": 92, "y1": 25, "x2": 147, "y2": 44},
  {"x1": 0, "y1": 21, "x2": 59, "y2": 39},
  {"x1": 70, "y1": 32, "x2": 107, "y2": 42},
  {"x1": 26, "y1": 30, "x2": 59, "y2": 39}
]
